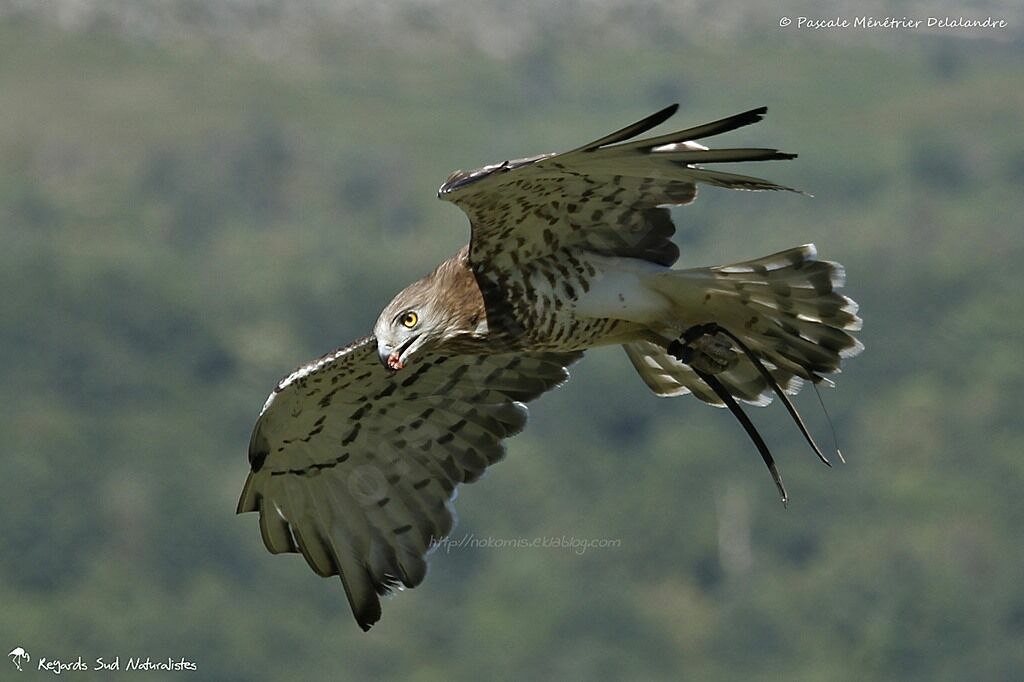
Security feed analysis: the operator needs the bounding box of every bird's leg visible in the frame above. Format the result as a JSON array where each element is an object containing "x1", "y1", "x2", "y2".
[{"x1": 668, "y1": 323, "x2": 791, "y2": 506}]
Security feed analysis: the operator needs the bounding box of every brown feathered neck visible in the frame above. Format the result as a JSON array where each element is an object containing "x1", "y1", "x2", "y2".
[{"x1": 430, "y1": 245, "x2": 485, "y2": 332}]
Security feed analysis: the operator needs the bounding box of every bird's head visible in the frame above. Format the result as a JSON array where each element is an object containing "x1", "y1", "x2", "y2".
[
  {"x1": 373, "y1": 284, "x2": 447, "y2": 371},
  {"x1": 373, "y1": 249, "x2": 486, "y2": 371}
]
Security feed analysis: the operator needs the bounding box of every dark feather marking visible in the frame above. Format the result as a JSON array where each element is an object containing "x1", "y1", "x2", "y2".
[
  {"x1": 376, "y1": 383, "x2": 398, "y2": 398},
  {"x1": 269, "y1": 448, "x2": 351, "y2": 477},
  {"x1": 318, "y1": 388, "x2": 340, "y2": 408},
  {"x1": 401, "y1": 365, "x2": 431, "y2": 387}
]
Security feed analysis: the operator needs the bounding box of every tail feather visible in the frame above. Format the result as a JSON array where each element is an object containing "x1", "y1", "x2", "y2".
[
  {"x1": 624, "y1": 340, "x2": 804, "y2": 407},
  {"x1": 625, "y1": 341, "x2": 728, "y2": 405},
  {"x1": 632, "y1": 244, "x2": 862, "y2": 405}
]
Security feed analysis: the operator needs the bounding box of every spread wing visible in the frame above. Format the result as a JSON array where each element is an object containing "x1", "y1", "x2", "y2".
[
  {"x1": 237, "y1": 336, "x2": 581, "y2": 630},
  {"x1": 439, "y1": 104, "x2": 800, "y2": 272}
]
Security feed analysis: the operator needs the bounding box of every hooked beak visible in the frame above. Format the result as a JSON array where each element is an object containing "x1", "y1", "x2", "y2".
[
  {"x1": 378, "y1": 335, "x2": 420, "y2": 372},
  {"x1": 377, "y1": 344, "x2": 402, "y2": 371}
]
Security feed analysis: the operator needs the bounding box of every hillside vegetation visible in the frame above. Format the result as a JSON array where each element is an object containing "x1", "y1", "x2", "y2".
[{"x1": 1, "y1": 15, "x2": 1022, "y2": 680}]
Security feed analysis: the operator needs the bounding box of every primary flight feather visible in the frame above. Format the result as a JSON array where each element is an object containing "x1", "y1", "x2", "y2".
[{"x1": 237, "y1": 105, "x2": 863, "y2": 630}]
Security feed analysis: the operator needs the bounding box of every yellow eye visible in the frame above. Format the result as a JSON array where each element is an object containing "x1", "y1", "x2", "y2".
[{"x1": 400, "y1": 311, "x2": 419, "y2": 328}]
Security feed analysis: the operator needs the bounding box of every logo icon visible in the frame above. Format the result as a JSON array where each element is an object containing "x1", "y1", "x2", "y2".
[{"x1": 8, "y1": 647, "x2": 30, "y2": 672}]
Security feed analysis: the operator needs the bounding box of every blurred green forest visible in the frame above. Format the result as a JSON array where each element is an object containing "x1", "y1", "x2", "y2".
[{"x1": 1, "y1": 5, "x2": 1023, "y2": 680}]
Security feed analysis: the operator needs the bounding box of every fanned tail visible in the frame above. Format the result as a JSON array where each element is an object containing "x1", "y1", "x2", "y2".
[{"x1": 633, "y1": 244, "x2": 863, "y2": 406}]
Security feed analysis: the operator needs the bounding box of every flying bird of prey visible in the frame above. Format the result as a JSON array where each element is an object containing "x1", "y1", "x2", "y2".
[{"x1": 237, "y1": 105, "x2": 863, "y2": 630}]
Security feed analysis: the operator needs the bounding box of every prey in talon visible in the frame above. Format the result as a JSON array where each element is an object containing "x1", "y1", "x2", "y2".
[{"x1": 668, "y1": 322, "x2": 844, "y2": 506}]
